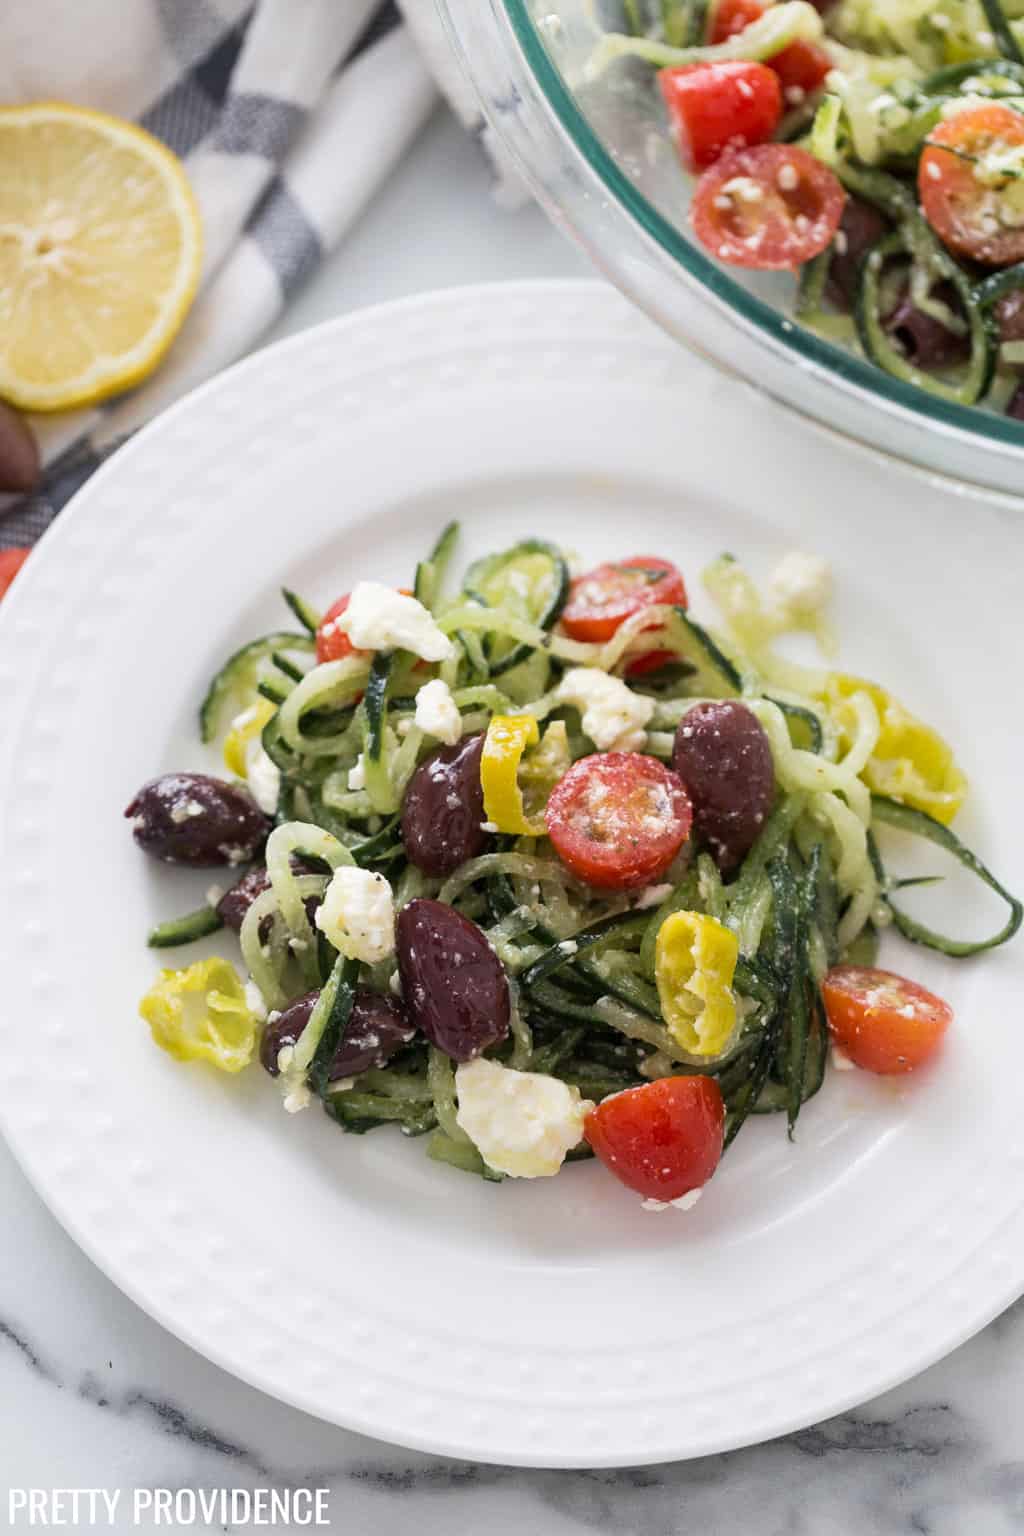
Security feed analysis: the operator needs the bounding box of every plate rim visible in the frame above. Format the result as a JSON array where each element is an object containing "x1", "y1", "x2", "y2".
[{"x1": 1, "y1": 278, "x2": 1022, "y2": 1468}]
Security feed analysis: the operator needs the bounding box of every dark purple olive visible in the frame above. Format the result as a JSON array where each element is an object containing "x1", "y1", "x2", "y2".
[
  {"x1": 884, "y1": 283, "x2": 969, "y2": 369},
  {"x1": 1008, "y1": 383, "x2": 1024, "y2": 421},
  {"x1": 827, "y1": 198, "x2": 888, "y2": 311},
  {"x1": 401, "y1": 733, "x2": 487, "y2": 876},
  {"x1": 217, "y1": 859, "x2": 318, "y2": 933},
  {"x1": 396, "y1": 898, "x2": 509, "y2": 1062},
  {"x1": 125, "y1": 772, "x2": 271, "y2": 867},
  {"x1": 996, "y1": 289, "x2": 1024, "y2": 345},
  {"x1": 0, "y1": 399, "x2": 40, "y2": 494},
  {"x1": 260, "y1": 988, "x2": 415, "y2": 1078},
  {"x1": 672, "y1": 701, "x2": 775, "y2": 874}
]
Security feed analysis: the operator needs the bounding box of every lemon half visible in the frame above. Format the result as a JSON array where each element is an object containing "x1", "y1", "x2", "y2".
[{"x1": 0, "y1": 102, "x2": 202, "y2": 412}]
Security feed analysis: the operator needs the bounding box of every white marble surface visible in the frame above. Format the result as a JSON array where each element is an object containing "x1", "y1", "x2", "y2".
[{"x1": 5, "y1": 105, "x2": 1024, "y2": 1532}]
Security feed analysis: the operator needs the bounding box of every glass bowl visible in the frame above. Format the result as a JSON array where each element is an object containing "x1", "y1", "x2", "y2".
[{"x1": 436, "y1": 0, "x2": 1024, "y2": 495}]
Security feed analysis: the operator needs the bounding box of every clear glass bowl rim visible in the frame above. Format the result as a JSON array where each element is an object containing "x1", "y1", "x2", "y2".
[{"x1": 503, "y1": 0, "x2": 1024, "y2": 453}]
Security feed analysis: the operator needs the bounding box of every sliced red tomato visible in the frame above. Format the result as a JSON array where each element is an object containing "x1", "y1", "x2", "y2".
[
  {"x1": 691, "y1": 143, "x2": 845, "y2": 269},
  {"x1": 585, "y1": 1076, "x2": 725, "y2": 1202},
  {"x1": 0, "y1": 547, "x2": 30, "y2": 602},
  {"x1": 822, "y1": 965, "x2": 953, "y2": 1075},
  {"x1": 545, "y1": 752, "x2": 693, "y2": 890},
  {"x1": 770, "y1": 41, "x2": 832, "y2": 102},
  {"x1": 561, "y1": 556, "x2": 687, "y2": 648},
  {"x1": 659, "y1": 61, "x2": 781, "y2": 172},
  {"x1": 919, "y1": 105, "x2": 1024, "y2": 266},
  {"x1": 708, "y1": 0, "x2": 764, "y2": 39},
  {"x1": 316, "y1": 593, "x2": 357, "y2": 664},
  {"x1": 708, "y1": 0, "x2": 831, "y2": 105}
]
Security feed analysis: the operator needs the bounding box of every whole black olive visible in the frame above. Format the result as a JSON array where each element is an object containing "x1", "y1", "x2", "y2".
[
  {"x1": 400, "y1": 734, "x2": 487, "y2": 876},
  {"x1": 260, "y1": 989, "x2": 415, "y2": 1078},
  {"x1": 672, "y1": 701, "x2": 775, "y2": 873},
  {"x1": 396, "y1": 898, "x2": 509, "y2": 1062},
  {"x1": 125, "y1": 773, "x2": 270, "y2": 867}
]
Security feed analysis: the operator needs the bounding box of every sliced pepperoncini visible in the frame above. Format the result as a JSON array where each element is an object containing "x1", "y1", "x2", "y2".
[
  {"x1": 655, "y1": 911, "x2": 739, "y2": 1057},
  {"x1": 825, "y1": 673, "x2": 967, "y2": 826},
  {"x1": 223, "y1": 697, "x2": 276, "y2": 777},
  {"x1": 139, "y1": 957, "x2": 257, "y2": 1072},
  {"x1": 481, "y1": 714, "x2": 541, "y2": 834}
]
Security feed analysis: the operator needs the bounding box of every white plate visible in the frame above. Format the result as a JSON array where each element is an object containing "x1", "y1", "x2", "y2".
[{"x1": 1, "y1": 281, "x2": 1023, "y2": 1469}]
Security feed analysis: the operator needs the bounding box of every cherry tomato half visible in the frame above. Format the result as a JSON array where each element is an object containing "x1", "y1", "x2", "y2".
[
  {"x1": 659, "y1": 62, "x2": 781, "y2": 173},
  {"x1": 919, "y1": 106, "x2": 1024, "y2": 267},
  {"x1": 561, "y1": 556, "x2": 687, "y2": 645},
  {"x1": 585, "y1": 1076, "x2": 725, "y2": 1202},
  {"x1": 691, "y1": 143, "x2": 845, "y2": 269},
  {"x1": 708, "y1": 0, "x2": 831, "y2": 105},
  {"x1": 0, "y1": 547, "x2": 30, "y2": 602},
  {"x1": 545, "y1": 752, "x2": 693, "y2": 890},
  {"x1": 316, "y1": 593, "x2": 357, "y2": 664},
  {"x1": 822, "y1": 965, "x2": 953, "y2": 1075}
]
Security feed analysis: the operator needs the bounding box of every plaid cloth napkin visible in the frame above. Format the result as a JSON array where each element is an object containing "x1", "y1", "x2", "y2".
[{"x1": 0, "y1": 0, "x2": 520, "y2": 549}]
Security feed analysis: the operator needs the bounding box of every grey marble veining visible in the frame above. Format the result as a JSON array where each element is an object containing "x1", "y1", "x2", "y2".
[
  {"x1": 4, "y1": 109, "x2": 1023, "y2": 1535},
  {"x1": 5, "y1": 1116, "x2": 1024, "y2": 1535}
]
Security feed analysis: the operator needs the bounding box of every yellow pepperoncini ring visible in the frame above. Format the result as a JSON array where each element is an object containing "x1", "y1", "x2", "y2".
[
  {"x1": 825, "y1": 673, "x2": 967, "y2": 826},
  {"x1": 139, "y1": 957, "x2": 257, "y2": 1073},
  {"x1": 481, "y1": 713, "x2": 542, "y2": 834},
  {"x1": 223, "y1": 697, "x2": 276, "y2": 777},
  {"x1": 655, "y1": 911, "x2": 739, "y2": 1057}
]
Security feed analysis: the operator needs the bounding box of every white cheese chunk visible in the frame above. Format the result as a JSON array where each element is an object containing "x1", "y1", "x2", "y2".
[
  {"x1": 554, "y1": 668, "x2": 654, "y2": 752},
  {"x1": 337, "y1": 581, "x2": 455, "y2": 662},
  {"x1": 243, "y1": 979, "x2": 267, "y2": 1023},
  {"x1": 414, "y1": 677, "x2": 462, "y2": 745},
  {"x1": 245, "y1": 738, "x2": 282, "y2": 815},
  {"x1": 641, "y1": 1187, "x2": 704, "y2": 1213},
  {"x1": 315, "y1": 866, "x2": 395, "y2": 964},
  {"x1": 347, "y1": 754, "x2": 366, "y2": 791},
  {"x1": 770, "y1": 551, "x2": 833, "y2": 618},
  {"x1": 455, "y1": 1058, "x2": 593, "y2": 1178}
]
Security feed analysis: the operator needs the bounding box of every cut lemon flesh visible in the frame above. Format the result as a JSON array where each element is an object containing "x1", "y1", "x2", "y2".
[{"x1": 0, "y1": 103, "x2": 202, "y2": 412}]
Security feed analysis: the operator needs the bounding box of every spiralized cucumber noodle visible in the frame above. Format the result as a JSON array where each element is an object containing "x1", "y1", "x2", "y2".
[{"x1": 154, "y1": 523, "x2": 1021, "y2": 1176}]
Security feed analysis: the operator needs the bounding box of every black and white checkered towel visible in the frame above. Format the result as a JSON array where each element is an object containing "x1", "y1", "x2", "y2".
[{"x1": 0, "y1": 0, "x2": 522, "y2": 547}]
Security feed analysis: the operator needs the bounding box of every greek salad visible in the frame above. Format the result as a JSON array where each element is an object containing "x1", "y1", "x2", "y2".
[
  {"x1": 592, "y1": 0, "x2": 1024, "y2": 414},
  {"x1": 126, "y1": 527, "x2": 1021, "y2": 1208}
]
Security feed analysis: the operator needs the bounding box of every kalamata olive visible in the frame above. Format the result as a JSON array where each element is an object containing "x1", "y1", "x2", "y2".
[
  {"x1": 217, "y1": 859, "x2": 318, "y2": 932},
  {"x1": 396, "y1": 898, "x2": 509, "y2": 1062},
  {"x1": 826, "y1": 198, "x2": 888, "y2": 311},
  {"x1": 884, "y1": 284, "x2": 969, "y2": 370},
  {"x1": 400, "y1": 733, "x2": 487, "y2": 876},
  {"x1": 672, "y1": 701, "x2": 775, "y2": 873},
  {"x1": 0, "y1": 400, "x2": 39, "y2": 494},
  {"x1": 259, "y1": 988, "x2": 415, "y2": 1078},
  {"x1": 125, "y1": 772, "x2": 271, "y2": 867}
]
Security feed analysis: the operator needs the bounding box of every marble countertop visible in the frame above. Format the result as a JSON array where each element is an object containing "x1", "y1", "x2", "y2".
[{"x1": 5, "y1": 105, "x2": 1024, "y2": 1534}]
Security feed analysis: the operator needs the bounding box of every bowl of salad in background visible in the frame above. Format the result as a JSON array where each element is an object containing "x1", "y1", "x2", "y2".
[{"x1": 438, "y1": 0, "x2": 1024, "y2": 494}]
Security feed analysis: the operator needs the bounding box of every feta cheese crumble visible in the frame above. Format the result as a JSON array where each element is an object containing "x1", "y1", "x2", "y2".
[
  {"x1": 634, "y1": 883, "x2": 674, "y2": 911},
  {"x1": 770, "y1": 550, "x2": 833, "y2": 618},
  {"x1": 641, "y1": 1187, "x2": 704, "y2": 1213},
  {"x1": 245, "y1": 739, "x2": 281, "y2": 815},
  {"x1": 555, "y1": 668, "x2": 654, "y2": 752},
  {"x1": 413, "y1": 677, "x2": 462, "y2": 745},
  {"x1": 347, "y1": 754, "x2": 366, "y2": 791},
  {"x1": 337, "y1": 581, "x2": 455, "y2": 662},
  {"x1": 244, "y1": 979, "x2": 267, "y2": 1022},
  {"x1": 454, "y1": 1058, "x2": 594, "y2": 1178},
  {"x1": 315, "y1": 866, "x2": 395, "y2": 964}
]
